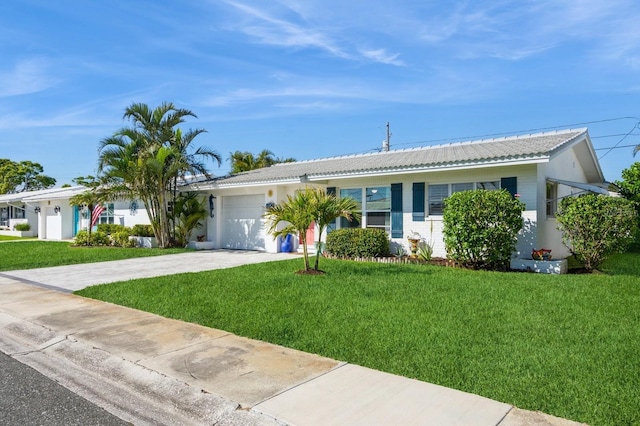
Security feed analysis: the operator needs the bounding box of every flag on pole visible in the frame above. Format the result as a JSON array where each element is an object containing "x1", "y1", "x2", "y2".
[{"x1": 91, "y1": 205, "x2": 105, "y2": 227}]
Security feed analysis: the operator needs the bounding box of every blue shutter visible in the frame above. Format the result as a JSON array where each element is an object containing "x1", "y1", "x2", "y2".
[
  {"x1": 501, "y1": 177, "x2": 517, "y2": 198},
  {"x1": 327, "y1": 187, "x2": 337, "y2": 232},
  {"x1": 391, "y1": 183, "x2": 403, "y2": 238},
  {"x1": 412, "y1": 182, "x2": 425, "y2": 221}
]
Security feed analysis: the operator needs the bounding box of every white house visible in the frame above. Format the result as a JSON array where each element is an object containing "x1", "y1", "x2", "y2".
[
  {"x1": 3, "y1": 128, "x2": 609, "y2": 261},
  {"x1": 186, "y1": 128, "x2": 608, "y2": 259},
  {"x1": 0, "y1": 186, "x2": 150, "y2": 240}
]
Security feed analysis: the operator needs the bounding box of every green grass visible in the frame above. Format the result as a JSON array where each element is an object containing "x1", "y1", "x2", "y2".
[
  {"x1": 0, "y1": 240, "x2": 190, "y2": 271},
  {"x1": 0, "y1": 235, "x2": 33, "y2": 241},
  {"x1": 76, "y1": 252, "x2": 640, "y2": 426}
]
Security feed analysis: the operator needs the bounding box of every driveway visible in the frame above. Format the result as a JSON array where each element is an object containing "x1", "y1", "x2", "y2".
[{"x1": 0, "y1": 250, "x2": 295, "y2": 292}]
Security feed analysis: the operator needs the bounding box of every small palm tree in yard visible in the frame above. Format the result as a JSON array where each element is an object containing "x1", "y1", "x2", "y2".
[
  {"x1": 264, "y1": 188, "x2": 360, "y2": 273},
  {"x1": 265, "y1": 189, "x2": 315, "y2": 272},
  {"x1": 310, "y1": 189, "x2": 360, "y2": 271}
]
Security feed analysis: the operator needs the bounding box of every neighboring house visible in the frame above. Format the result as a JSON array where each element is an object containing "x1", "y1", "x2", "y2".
[
  {"x1": 0, "y1": 186, "x2": 150, "y2": 240},
  {"x1": 185, "y1": 128, "x2": 608, "y2": 259}
]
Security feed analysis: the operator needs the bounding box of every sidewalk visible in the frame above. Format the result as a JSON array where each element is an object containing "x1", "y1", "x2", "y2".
[{"x1": 0, "y1": 251, "x2": 585, "y2": 425}]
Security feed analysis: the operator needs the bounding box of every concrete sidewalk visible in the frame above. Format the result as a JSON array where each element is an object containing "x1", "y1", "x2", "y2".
[{"x1": 0, "y1": 251, "x2": 585, "y2": 425}]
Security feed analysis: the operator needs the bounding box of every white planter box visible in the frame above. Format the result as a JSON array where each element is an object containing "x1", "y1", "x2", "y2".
[
  {"x1": 510, "y1": 258, "x2": 568, "y2": 274},
  {"x1": 0, "y1": 230, "x2": 34, "y2": 237},
  {"x1": 129, "y1": 236, "x2": 158, "y2": 248},
  {"x1": 186, "y1": 241, "x2": 215, "y2": 250}
]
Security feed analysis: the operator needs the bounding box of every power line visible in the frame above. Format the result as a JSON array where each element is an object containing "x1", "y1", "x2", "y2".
[
  {"x1": 388, "y1": 116, "x2": 640, "y2": 149},
  {"x1": 598, "y1": 122, "x2": 640, "y2": 159}
]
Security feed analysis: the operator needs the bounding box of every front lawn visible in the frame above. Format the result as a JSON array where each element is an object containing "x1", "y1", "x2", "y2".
[
  {"x1": 0, "y1": 241, "x2": 190, "y2": 271},
  {"x1": 76, "y1": 253, "x2": 640, "y2": 426}
]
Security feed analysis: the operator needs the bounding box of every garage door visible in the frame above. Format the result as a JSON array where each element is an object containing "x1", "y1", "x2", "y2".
[{"x1": 221, "y1": 194, "x2": 265, "y2": 250}]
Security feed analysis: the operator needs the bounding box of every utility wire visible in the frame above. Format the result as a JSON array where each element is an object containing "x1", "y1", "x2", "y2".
[{"x1": 387, "y1": 116, "x2": 640, "y2": 150}]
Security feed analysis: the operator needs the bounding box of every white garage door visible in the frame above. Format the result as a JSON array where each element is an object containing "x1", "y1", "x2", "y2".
[{"x1": 221, "y1": 194, "x2": 265, "y2": 250}]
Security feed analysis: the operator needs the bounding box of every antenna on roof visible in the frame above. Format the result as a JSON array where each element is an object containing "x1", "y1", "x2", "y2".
[{"x1": 382, "y1": 122, "x2": 391, "y2": 152}]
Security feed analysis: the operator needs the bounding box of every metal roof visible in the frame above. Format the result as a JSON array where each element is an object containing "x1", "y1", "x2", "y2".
[{"x1": 201, "y1": 128, "x2": 588, "y2": 187}]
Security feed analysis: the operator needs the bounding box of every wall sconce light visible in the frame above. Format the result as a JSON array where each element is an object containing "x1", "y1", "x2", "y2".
[
  {"x1": 265, "y1": 201, "x2": 275, "y2": 209},
  {"x1": 54, "y1": 205, "x2": 61, "y2": 214},
  {"x1": 130, "y1": 201, "x2": 138, "y2": 215},
  {"x1": 208, "y1": 194, "x2": 216, "y2": 218},
  {"x1": 34, "y1": 207, "x2": 41, "y2": 214}
]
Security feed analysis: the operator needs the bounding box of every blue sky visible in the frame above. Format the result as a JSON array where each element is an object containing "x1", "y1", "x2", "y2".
[{"x1": 1, "y1": 0, "x2": 639, "y2": 186}]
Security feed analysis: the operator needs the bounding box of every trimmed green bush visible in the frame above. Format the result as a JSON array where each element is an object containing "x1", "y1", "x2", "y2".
[
  {"x1": 13, "y1": 223, "x2": 31, "y2": 231},
  {"x1": 556, "y1": 194, "x2": 637, "y2": 271},
  {"x1": 131, "y1": 224, "x2": 154, "y2": 237},
  {"x1": 326, "y1": 228, "x2": 390, "y2": 258},
  {"x1": 74, "y1": 230, "x2": 110, "y2": 246},
  {"x1": 111, "y1": 228, "x2": 136, "y2": 248},
  {"x1": 443, "y1": 189, "x2": 525, "y2": 270},
  {"x1": 97, "y1": 223, "x2": 126, "y2": 235}
]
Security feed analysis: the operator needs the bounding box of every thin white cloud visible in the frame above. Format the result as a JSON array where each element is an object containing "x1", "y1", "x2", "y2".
[
  {"x1": 360, "y1": 49, "x2": 405, "y2": 67},
  {"x1": 224, "y1": 1, "x2": 350, "y2": 58},
  {"x1": 223, "y1": 1, "x2": 409, "y2": 66},
  {"x1": 0, "y1": 58, "x2": 58, "y2": 97}
]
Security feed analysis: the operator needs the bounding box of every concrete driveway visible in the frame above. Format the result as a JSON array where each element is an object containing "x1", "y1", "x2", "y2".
[{"x1": 0, "y1": 250, "x2": 295, "y2": 292}]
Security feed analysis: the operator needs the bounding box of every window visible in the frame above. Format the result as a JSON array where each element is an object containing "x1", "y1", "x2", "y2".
[
  {"x1": 428, "y1": 184, "x2": 448, "y2": 215},
  {"x1": 13, "y1": 205, "x2": 26, "y2": 219},
  {"x1": 366, "y1": 186, "x2": 391, "y2": 232},
  {"x1": 546, "y1": 182, "x2": 557, "y2": 217},
  {"x1": 477, "y1": 181, "x2": 500, "y2": 191},
  {"x1": 97, "y1": 203, "x2": 115, "y2": 224},
  {"x1": 339, "y1": 188, "x2": 362, "y2": 228},
  {"x1": 451, "y1": 182, "x2": 474, "y2": 193},
  {"x1": 0, "y1": 207, "x2": 7, "y2": 227}
]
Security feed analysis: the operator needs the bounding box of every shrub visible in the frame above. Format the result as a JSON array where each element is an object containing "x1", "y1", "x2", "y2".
[
  {"x1": 131, "y1": 224, "x2": 154, "y2": 237},
  {"x1": 326, "y1": 228, "x2": 390, "y2": 258},
  {"x1": 13, "y1": 223, "x2": 31, "y2": 231},
  {"x1": 443, "y1": 189, "x2": 525, "y2": 270},
  {"x1": 556, "y1": 194, "x2": 638, "y2": 271},
  {"x1": 111, "y1": 228, "x2": 136, "y2": 248},
  {"x1": 97, "y1": 223, "x2": 126, "y2": 235},
  {"x1": 73, "y1": 230, "x2": 110, "y2": 246}
]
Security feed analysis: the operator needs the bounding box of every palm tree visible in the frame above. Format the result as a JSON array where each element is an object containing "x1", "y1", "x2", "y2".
[
  {"x1": 173, "y1": 192, "x2": 207, "y2": 247},
  {"x1": 69, "y1": 176, "x2": 105, "y2": 246},
  {"x1": 98, "y1": 102, "x2": 216, "y2": 248},
  {"x1": 264, "y1": 188, "x2": 361, "y2": 273},
  {"x1": 168, "y1": 128, "x2": 221, "y2": 240},
  {"x1": 229, "y1": 149, "x2": 294, "y2": 173},
  {"x1": 264, "y1": 189, "x2": 315, "y2": 272},
  {"x1": 310, "y1": 189, "x2": 360, "y2": 271}
]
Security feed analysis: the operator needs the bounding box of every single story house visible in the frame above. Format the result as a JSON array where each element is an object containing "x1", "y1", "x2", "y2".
[
  {"x1": 186, "y1": 128, "x2": 608, "y2": 259},
  {"x1": 4, "y1": 128, "x2": 609, "y2": 261},
  {"x1": 0, "y1": 186, "x2": 150, "y2": 240}
]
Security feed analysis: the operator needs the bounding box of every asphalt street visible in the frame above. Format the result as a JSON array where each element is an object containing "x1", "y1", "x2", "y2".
[{"x1": 0, "y1": 350, "x2": 131, "y2": 426}]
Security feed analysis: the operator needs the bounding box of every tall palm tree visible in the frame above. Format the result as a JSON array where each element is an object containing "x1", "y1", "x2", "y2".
[
  {"x1": 98, "y1": 102, "x2": 216, "y2": 248},
  {"x1": 168, "y1": 128, "x2": 221, "y2": 239},
  {"x1": 229, "y1": 149, "x2": 292, "y2": 173}
]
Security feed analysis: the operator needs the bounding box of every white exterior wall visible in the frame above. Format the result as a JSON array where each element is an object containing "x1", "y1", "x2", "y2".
[
  {"x1": 324, "y1": 164, "x2": 539, "y2": 258},
  {"x1": 536, "y1": 145, "x2": 593, "y2": 259}
]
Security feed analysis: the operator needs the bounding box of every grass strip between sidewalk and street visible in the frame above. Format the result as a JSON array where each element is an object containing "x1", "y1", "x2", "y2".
[{"x1": 76, "y1": 251, "x2": 640, "y2": 426}]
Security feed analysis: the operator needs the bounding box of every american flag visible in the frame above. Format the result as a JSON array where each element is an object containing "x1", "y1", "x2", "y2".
[{"x1": 91, "y1": 205, "x2": 105, "y2": 227}]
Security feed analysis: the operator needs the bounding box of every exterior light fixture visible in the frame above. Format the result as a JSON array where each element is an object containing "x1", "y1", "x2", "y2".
[
  {"x1": 54, "y1": 205, "x2": 61, "y2": 213},
  {"x1": 34, "y1": 207, "x2": 41, "y2": 214},
  {"x1": 208, "y1": 194, "x2": 216, "y2": 218},
  {"x1": 130, "y1": 201, "x2": 138, "y2": 215}
]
